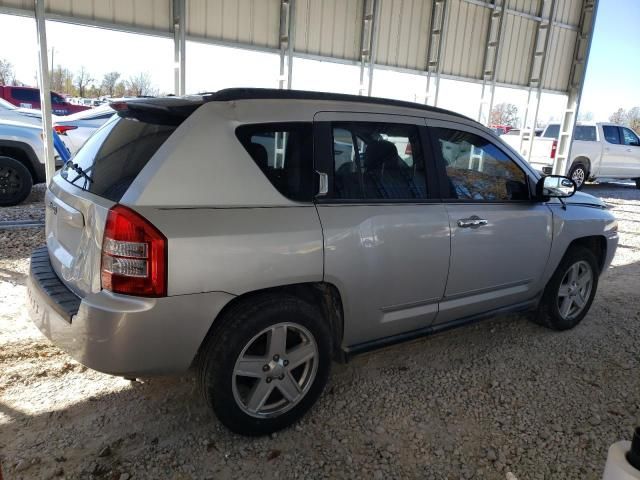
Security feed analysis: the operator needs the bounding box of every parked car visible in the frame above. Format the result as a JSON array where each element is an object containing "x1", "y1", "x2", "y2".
[
  {"x1": 503, "y1": 122, "x2": 640, "y2": 189},
  {"x1": 54, "y1": 104, "x2": 115, "y2": 155},
  {"x1": 0, "y1": 85, "x2": 90, "y2": 116},
  {"x1": 27, "y1": 89, "x2": 618, "y2": 435},
  {"x1": 0, "y1": 97, "x2": 48, "y2": 122},
  {"x1": 0, "y1": 117, "x2": 70, "y2": 205}
]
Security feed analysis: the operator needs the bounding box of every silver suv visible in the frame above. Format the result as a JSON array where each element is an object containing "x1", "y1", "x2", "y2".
[{"x1": 28, "y1": 89, "x2": 618, "y2": 435}]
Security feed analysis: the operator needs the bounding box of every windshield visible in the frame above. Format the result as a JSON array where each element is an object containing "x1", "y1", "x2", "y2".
[
  {"x1": 60, "y1": 115, "x2": 177, "y2": 201},
  {"x1": 0, "y1": 98, "x2": 17, "y2": 110}
]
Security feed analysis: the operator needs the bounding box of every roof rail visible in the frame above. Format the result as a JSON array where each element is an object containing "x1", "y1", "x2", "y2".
[{"x1": 201, "y1": 88, "x2": 473, "y2": 122}]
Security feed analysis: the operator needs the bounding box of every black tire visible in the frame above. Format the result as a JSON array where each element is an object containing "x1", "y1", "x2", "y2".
[
  {"x1": 197, "y1": 294, "x2": 332, "y2": 436},
  {"x1": 534, "y1": 246, "x2": 599, "y2": 330},
  {"x1": 0, "y1": 156, "x2": 33, "y2": 207},
  {"x1": 568, "y1": 162, "x2": 588, "y2": 190}
]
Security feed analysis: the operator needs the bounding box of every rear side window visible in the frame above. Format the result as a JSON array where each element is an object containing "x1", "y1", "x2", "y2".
[
  {"x1": 603, "y1": 126, "x2": 621, "y2": 144},
  {"x1": 61, "y1": 116, "x2": 176, "y2": 201},
  {"x1": 330, "y1": 122, "x2": 427, "y2": 200},
  {"x1": 12, "y1": 88, "x2": 39, "y2": 103},
  {"x1": 575, "y1": 126, "x2": 597, "y2": 141},
  {"x1": 236, "y1": 123, "x2": 314, "y2": 202}
]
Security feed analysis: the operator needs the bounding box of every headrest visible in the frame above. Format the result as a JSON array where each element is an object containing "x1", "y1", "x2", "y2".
[{"x1": 364, "y1": 140, "x2": 399, "y2": 171}]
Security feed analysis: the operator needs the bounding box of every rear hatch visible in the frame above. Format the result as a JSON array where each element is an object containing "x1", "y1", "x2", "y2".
[{"x1": 45, "y1": 98, "x2": 201, "y2": 298}]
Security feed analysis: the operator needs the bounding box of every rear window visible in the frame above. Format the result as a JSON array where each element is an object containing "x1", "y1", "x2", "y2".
[
  {"x1": 543, "y1": 124, "x2": 560, "y2": 138},
  {"x1": 236, "y1": 123, "x2": 314, "y2": 202},
  {"x1": 60, "y1": 116, "x2": 176, "y2": 201}
]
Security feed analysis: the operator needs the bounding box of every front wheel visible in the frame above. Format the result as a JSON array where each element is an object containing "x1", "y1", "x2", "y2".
[
  {"x1": 568, "y1": 163, "x2": 588, "y2": 190},
  {"x1": 197, "y1": 294, "x2": 332, "y2": 436},
  {"x1": 534, "y1": 246, "x2": 599, "y2": 330}
]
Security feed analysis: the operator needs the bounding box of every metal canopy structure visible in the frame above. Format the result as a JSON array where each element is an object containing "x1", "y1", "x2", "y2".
[{"x1": 0, "y1": 0, "x2": 598, "y2": 182}]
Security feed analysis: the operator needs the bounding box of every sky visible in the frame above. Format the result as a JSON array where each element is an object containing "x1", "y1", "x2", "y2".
[{"x1": 0, "y1": 0, "x2": 637, "y2": 123}]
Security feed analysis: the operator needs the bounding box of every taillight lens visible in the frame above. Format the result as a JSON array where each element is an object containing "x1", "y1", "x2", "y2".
[
  {"x1": 550, "y1": 139, "x2": 558, "y2": 159},
  {"x1": 54, "y1": 125, "x2": 77, "y2": 135},
  {"x1": 101, "y1": 205, "x2": 167, "y2": 297}
]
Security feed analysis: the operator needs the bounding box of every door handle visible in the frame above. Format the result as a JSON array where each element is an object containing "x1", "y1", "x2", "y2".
[
  {"x1": 626, "y1": 148, "x2": 633, "y2": 152},
  {"x1": 457, "y1": 216, "x2": 488, "y2": 228}
]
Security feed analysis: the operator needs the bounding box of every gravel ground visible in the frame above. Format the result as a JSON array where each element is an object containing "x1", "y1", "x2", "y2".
[{"x1": 1, "y1": 181, "x2": 639, "y2": 480}]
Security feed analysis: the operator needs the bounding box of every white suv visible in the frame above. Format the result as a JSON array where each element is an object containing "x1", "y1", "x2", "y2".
[{"x1": 28, "y1": 89, "x2": 618, "y2": 435}]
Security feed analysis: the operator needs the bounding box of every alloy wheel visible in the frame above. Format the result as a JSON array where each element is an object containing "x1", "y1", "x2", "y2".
[
  {"x1": 232, "y1": 322, "x2": 319, "y2": 418},
  {"x1": 0, "y1": 165, "x2": 23, "y2": 199},
  {"x1": 571, "y1": 167, "x2": 585, "y2": 188},
  {"x1": 557, "y1": 260, "x2": 593, "y2": 321}
]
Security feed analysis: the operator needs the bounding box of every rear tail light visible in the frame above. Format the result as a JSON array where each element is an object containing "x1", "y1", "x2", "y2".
[
  {"x1": 53, "y1": 125, "x2": 77, "y2": 135},
  {"x1": 101, "y1": 205, "x2": 167, "y2": 297},
  {"x1": 550, "y1": 139, "x2": 558, "y2": 159}
]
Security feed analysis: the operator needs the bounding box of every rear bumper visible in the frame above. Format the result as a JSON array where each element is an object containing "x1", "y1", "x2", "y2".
[{"x1": 27, "y1": 246, "x2": 234, "y2": 376}]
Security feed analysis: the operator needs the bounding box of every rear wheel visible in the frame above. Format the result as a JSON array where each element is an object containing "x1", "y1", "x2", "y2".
[
  {"x1": 534, "y1": 246, "x2": 599, "y2": 330},
  {"x1": 0, "y1": 156, "x2": 33, "y2": 206},
  {"x1": 568, "y1": 162, "x2": 588, "y2": 190},
  {"x1": 197, "y1": 294, "x2": 331, "y2": 436}
]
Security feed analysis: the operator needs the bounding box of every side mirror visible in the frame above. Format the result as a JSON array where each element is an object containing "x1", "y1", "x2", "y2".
[{"x1": 536, "y1": 175, "x2": 576, "y2": 201}]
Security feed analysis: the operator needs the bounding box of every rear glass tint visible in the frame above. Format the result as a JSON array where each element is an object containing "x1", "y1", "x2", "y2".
[
  {"x1": 60, "y1": 116, "x2": 176, "y2": 201},
  {"x1": 574, "y1": 126, "x2": 597, "y2": 141},
  {"x1": 543, "y1": 124, "x2": 560, "y2": 138}
]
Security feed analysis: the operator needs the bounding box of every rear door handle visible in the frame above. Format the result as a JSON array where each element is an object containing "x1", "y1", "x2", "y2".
[{"x1": 457, "y1": 216, "x2": 488, "y2": 228}]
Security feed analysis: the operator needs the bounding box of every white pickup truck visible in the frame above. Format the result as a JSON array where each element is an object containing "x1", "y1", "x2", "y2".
[{"x1": 502, "y1": 122, "x2": 640, "y2": 189}]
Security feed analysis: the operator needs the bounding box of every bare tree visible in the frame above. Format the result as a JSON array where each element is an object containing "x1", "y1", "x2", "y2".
[
  {"x1": 127, "y1": 72, "x2": 153, "y2": 97},
  {"x1": 114, "y1": 81, "x2": 127, "y2": 98},
  {"x1": 609, "y1": 108, "x2": 626, "y2": 124},
  {"x1": 0, "y1": 58, "x2": 15, "y2": 85},
  {"x1": 627, "y1": 107, "x2": 640, "y2": 135},
  {"x1": 74, "y1": 66, "x2": 94, "y2": 98},
  {"x1": 50, "y1": 66, "x2": 75, "y2": 95},
  {"x1": 101, "y1": 71, "x2": 121, "y2": 97},
  {"x1": 490, "y1": 103, "x2": 519, "y2": 127}
]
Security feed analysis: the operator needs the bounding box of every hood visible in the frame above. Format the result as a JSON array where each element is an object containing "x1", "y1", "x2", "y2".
[
  {"x1": 564, "y1": 191, "x2": 608, "y2": 208},
  {"x1": 0, "y1": 116, "x2": 42, "y2": 129}
]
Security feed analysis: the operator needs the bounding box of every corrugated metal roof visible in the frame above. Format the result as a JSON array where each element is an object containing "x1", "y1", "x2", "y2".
[
  {"x1": 294, "y1": 0, "x2": 361, "y2": 60},
  {"x1": 188, "y1": 0, "x2": 280, "y2": 48},
  {"x1": 441, "y1": 0, "x2": 490, "y2": 80},
  {"x1": 0, "y1": 0, "x2": 592, "y2": 95}
]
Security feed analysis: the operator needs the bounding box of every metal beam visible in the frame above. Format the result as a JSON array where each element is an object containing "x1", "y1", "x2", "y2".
[
  {"x1": 278, "y1": 0, "x2": 295, "y2": 89},
  {"x1": 358, "y1": 0, "x2": 380, "y2": 96},
  {"x1": 173, "y1": 0, "x2": 186, "y2": 95},
  {"x1": 34, "y1": 0, "x2": 55, "y2": 185},
  {"x1": 554, "y1": 0, "x2": 598, "y2": 176},
  {"x1": 424, "y1": 0, "x2": 448, "y2": 106},
  {"x1": 519, "y1": 0, "x2": 556, "y2": 161},
  {"x1": 477, "y1": 0, "x2": 506, "y2": 125}
]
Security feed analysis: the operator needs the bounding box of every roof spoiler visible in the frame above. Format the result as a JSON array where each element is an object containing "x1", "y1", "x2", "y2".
[{"x1": 109, "y1": 100, "x2": 201, "y2": 126}]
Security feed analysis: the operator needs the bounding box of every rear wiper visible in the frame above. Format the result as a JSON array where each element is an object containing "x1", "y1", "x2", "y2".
[{"x1": 65, "y1": 161, "x2": 94, "y2": 185}]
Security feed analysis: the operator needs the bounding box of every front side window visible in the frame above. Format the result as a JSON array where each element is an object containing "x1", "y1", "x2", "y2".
[
  {"x1": 603, "y1": 126, "x2": 621, "y2": 144},
  {"x1": 433, "y1": 128, "x2": 529, "y2": 201},
  {"x1": 330, "y1": 122, "x2": 427, "y2": 200},
  {"x1": 575, "y1": 126, "x2": 597, "y2": 141},
  {"x1": 236, "y1": 123, "x2": 313, "y2": 202},
  {"x1": 621, "y1": 127, "x2": 640, "y2": 146}
]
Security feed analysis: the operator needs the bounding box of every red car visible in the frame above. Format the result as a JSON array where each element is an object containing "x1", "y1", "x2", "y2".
[{"x1": 0, "y1": 85, "x2": 90, "y2": 116}]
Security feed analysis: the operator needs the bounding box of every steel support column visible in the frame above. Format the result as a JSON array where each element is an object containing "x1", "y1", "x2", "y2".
[
  {"x1": 278, "y1": 0, "x2": 295, "y2": 89},
  {"x1": 554, "y1": 0, "x2": 598, "y2": 175},
  {"x1": 173, "y1": 0, "x2": 186, "y2": 95},
  {"x1": 424, "y1": 0, "x2": 448, "y2": 106},
  {"x1": 34, "y1": 0, "x2": 55, "y2": 185},
  {"x1": 477, "y1": 0, "x2": 506, "y2": 125},
  {"x1": 358, "y1": 0, "x2": 380, "y2": 96},
  {"x1": 520, "y1": 0, "x2": 556, "y2": 161}
]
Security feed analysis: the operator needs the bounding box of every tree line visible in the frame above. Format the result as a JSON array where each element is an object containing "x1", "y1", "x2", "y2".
[{"x1": 0, "y1": 58, "x2": 158, "y2": 98}]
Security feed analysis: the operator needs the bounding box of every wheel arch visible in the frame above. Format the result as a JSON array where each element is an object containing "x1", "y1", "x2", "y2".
[
  {"x1": 565, "y1": 235, "x2": 607, "y2": 274},
  {"x1": 0, "y1": 140, "x2": 43, "y2": 183},
  {"x1": 193, "y1": 282, "x2": 346, "y2": 367},
  {"x1": 570, "y1": 156, "x2": 591, "y2": 176}
]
